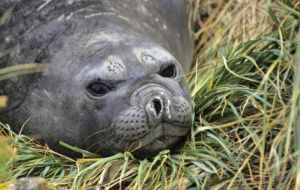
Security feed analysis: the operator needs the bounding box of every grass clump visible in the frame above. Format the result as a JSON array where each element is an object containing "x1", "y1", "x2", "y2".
[{"x1": 1, "y1": 0, "x2": 300, "y2": 189}]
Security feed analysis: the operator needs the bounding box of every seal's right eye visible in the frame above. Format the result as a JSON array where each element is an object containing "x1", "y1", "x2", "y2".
[{"x1": 87, "y1": 82, "x2": 111, "y2": 96}]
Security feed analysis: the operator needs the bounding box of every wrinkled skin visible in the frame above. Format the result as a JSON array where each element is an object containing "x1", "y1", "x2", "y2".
[{"x1": 0, "y1": 0, "x2": 194, "y2": 158}]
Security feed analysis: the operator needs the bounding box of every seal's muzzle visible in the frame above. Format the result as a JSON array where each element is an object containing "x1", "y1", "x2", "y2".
[{"x1": 112, "y1": 83, "x2": 192, "y2": 153}]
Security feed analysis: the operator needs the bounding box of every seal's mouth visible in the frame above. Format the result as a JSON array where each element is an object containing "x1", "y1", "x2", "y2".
[
  {"x1": 132, "y1": 122, "x2": 190, "y2": 147},
  {"x1": 121, "y1": 122, "x2": 190, "y2": 158}
]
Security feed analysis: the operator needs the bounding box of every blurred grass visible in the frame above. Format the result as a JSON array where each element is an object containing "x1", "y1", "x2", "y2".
[
  {"x1": 0, "y1": 64, "x2": 46, "y2": 81},
  {"x1": 0, "y1": 96, "x2": 7, "y2": 108},
  {"x1": 0, "y1": 136, "x2": 13, "y2": 182},
  {"x1": 0, "y1": 0, "x2": 300, "y2": 189},
  {"x1": 293, "y1": 33, "x2": 300, "y2": 190}
]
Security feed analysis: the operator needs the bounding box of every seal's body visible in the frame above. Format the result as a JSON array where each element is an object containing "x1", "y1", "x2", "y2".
[{"x1": 0, "y1": 0, "x2": 193, "y2": 157}]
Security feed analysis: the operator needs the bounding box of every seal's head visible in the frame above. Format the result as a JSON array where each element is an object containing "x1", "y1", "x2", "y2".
[{"x1": 17, "y1": 19, "x2": 193, "y2": 158}]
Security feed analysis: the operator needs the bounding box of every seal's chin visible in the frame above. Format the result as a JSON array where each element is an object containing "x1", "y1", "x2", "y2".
[
  {"x1": 126, "y1": 123, "x2": 190, "y2": 158},
  {"x1": 133, "y1": 123, "x2": 190, "y2": 147}
]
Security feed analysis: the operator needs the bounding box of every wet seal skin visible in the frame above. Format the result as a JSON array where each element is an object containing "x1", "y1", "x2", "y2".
[{"x1": 0, "y1": 0, "x2": 194, "y2": 158}]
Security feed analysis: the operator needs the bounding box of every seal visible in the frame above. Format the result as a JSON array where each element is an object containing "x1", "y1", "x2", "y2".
[{"x1": 0, "y1": 0, "x2": 194, "y2": 158}]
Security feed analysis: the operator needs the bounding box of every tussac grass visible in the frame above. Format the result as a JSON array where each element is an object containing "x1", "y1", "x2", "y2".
[{"x1": 1, "y1": 1, "x2": 300, "y2": 189}]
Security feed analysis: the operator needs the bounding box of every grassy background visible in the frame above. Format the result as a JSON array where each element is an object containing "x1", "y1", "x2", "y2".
[{"x1": 0, "y1": 0, "x2": 300, "y2": 189}]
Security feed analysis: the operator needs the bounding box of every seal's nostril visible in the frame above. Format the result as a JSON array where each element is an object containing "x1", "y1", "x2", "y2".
[
  {"x1": 145, "y1": 96, "x2": 164, "y2": 126},
  {"x1": 152, "y1": 98, "x2": 162, "y2": 116}
]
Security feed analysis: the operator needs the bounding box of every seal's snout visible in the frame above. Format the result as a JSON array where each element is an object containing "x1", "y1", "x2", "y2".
[{"x1": 112, "y1": 83, "x2": 193, "y2": 153}]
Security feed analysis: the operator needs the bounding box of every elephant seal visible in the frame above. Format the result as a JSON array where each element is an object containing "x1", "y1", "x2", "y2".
[{"x1": 0, "y1": 0, "x2": 194, "y2": 158}]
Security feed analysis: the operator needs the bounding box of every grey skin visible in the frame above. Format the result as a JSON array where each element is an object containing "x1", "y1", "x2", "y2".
[{"x1": 0, "y1": 0, "x2": 194, "y2": 158}]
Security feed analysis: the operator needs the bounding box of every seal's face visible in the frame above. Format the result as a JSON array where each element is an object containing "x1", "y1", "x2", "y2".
[
  {"x1": 25, "y1": 23, "x2": 193, "y2": 158},
  {"x1": 81, "y1": 36, "x2": 192, "y2": 157},
  {"x1": 108, "y1": 47, "x2": 193, "y2": 157}
]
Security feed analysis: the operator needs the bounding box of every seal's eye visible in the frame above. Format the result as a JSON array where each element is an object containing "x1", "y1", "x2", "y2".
[
  {"x1": 87, "y1": 82, "x2": 111, "y2": 96},
  {"x1": 159, "y1": 64, "x2": 177, "y2": 78}
]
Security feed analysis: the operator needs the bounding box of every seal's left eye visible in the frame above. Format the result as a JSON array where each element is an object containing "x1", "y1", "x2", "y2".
[
  {"x1": 87, "y1": 82, "x2": 111, "y2": 96},
  {"x1": 159, "y1": 64, "x2": 177, "y2": 78}
]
